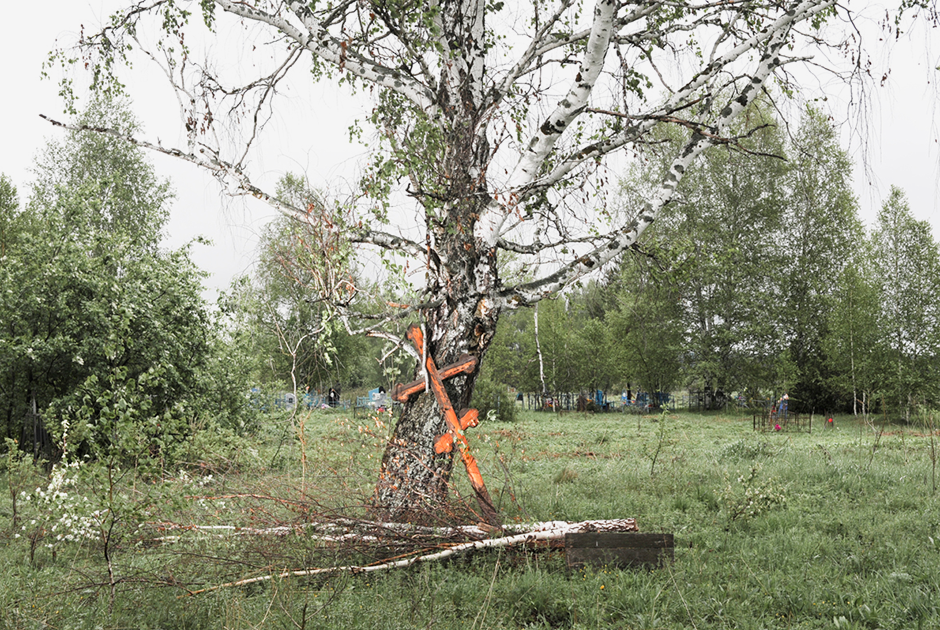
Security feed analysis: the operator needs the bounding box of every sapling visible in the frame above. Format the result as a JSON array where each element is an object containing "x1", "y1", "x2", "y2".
[
  {"x1": 20, "y1": 368, "x2": 178, "y2": 613},
  {"x1": 721, "y1": 464, "x2": 788, "y2": 522},
  {"x1": 2, "y1": 438, "x2": 36, "y2": 531},
  {"x1": 645, "y1": 410, "x2": 670, "y2": 478},
  {"x1": 18, "y1": 417, "x2": 101, "y2": 563},
  {"x1": 925, "y1": 411, "x2": 937, "y2": 495}
]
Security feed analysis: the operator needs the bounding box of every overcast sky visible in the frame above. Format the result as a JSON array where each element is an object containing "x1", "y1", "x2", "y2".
[
  {"x1": 1, "y1": 1, "x2": 368, "y2": 302},
  {"x1": 2, "y1": 2, "x2": 938, "y2": 302}
]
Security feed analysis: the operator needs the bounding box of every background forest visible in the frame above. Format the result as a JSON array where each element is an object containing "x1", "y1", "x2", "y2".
[
  {"x1": 460, "y1": 103, "x2": 940, "y2": 424},
  {"x1": 4, "y1": 96, "x2": 940, "y2": 457}
]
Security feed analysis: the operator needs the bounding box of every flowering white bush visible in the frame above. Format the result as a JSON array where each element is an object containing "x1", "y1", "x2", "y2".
[
  {"x1": 18, "y1": 417, "x2": 107, "y2": 547},
  {"x1": 176, "y1": 469, "x2": 214, "y2": 487}
]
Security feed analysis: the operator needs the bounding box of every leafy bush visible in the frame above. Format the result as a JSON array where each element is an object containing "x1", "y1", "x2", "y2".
[
  {"x1": 168, "y1": 418, "x2": 263, "y2": 474},
  {"x1": 470, "y1": 378, "x2": 518, "y2": 423},
  {"x1": 721, "y1": 464, "x2": 789, "y2": 522}
]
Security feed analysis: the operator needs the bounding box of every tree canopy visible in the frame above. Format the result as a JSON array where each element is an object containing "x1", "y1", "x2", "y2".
[{"x1": 0, "y1": 97, "x2": 254, "y2": 457}]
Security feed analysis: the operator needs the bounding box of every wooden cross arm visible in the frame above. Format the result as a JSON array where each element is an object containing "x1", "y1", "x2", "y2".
[
  {"x1": 391, "y1": 354, "x2": 478, "y2": 403},
  {"x1": 434, "y1": 409, "x2": 480, "y2": 454},
  {"x1": 400, "y1": 325, "x2": 501, "y2": 527}
]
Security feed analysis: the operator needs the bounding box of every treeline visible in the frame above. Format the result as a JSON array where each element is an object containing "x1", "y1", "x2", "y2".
[
  {"x1": 4, "y1": 97, "x2": 939, "y2": 452},
  {"x1": 0, "y1": 98, "x2": 257, "y2": 455},
  {"x1": 482, "y1": 106, "x2": 940, "y2": 420}
]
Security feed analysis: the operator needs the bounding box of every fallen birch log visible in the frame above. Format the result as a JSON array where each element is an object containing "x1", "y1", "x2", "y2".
[
  {"x1": 149, "y1": 517, "x2": 636, "y2": 544},
  {"x1": 187, "y1": 518, "x2": 637, "y2": 596}
]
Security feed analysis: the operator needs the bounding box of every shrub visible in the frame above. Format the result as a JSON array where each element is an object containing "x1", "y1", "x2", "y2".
[
  {"x1": 470, "y1": 378, "x2": 518, "y2": 423},
  {"x1": 168, "y1": 418, "x2": 262, "y2": 474},
  {"x1": 721, "y1": 464, "x2": 788, "y2": 522},
  {"x1": 718, "y1": 439, "x2": 777, "y2": 462}
]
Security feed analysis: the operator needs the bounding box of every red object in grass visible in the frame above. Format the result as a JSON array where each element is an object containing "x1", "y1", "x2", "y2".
[{"x1": 774, "y1": 424, "x2": 781, "y2": 431}]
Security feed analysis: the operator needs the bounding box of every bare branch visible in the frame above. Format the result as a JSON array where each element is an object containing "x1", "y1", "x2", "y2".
[
  {"x1": 500, "y1": 0, "x2": 833, "y2": 307},
  {"x1": 475, "y1": 0, "x2": 620, "y2": 247},
  {"x1": 211, "y1": 0, "x2": 438, "y2": 113},
  {"x1": 186, "y1": 518, "x2": 638, "y2": 595}
]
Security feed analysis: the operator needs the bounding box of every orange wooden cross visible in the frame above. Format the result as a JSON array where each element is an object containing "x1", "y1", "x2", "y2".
[
  {"x1": 391, "y1": 354, "x2": 477, "y2": 404},
  {"x1": 399, "y1": 325, "x2": 500, "y2": 527}
]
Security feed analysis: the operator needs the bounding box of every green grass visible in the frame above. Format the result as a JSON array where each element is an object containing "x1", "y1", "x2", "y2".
[{"x1": 3, "y1": 408, "x2": 940, "y2": 629}]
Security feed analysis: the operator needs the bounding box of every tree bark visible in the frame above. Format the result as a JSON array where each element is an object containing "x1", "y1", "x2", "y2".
[
  {"x1": 372, "y1": 297, "x2": 500, "y2": 524},
  {"x1": 370, "y1": 49, "x2": 502, "y2": 521}
]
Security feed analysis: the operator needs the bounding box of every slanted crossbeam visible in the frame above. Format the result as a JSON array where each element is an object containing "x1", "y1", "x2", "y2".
[
  {"x1": 433, "y1": 408, "x2": 478, "y2": 454},
  {"x1": 402, "y1": 325, "x2": 500, "y2": 527},
  {"x1": 391, "y1": 354, "x2": 477, "y2": 403}
]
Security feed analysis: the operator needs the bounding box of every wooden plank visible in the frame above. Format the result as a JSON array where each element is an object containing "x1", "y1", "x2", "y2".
[
  {"x1": 565, "y1": 532, "x2": 674, "y2": 570},
  {"x1": 568, "y1": 532, "x2": 674, "y2": 548}
]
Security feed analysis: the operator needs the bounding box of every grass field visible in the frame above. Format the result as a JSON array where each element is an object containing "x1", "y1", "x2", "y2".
[{"x1": 3, "y1": 407, "x2": 940, "y2": 629}]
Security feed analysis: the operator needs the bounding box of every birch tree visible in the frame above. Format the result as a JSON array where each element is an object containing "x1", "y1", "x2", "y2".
[
  {"x1": 824, "y1": 256, "x2": 881, "y2": 416},
  {"x1": 778, "y1": 107, "x2": 862, "y2": 410},
  {"x1": 623, "y1": 103, "x2": 790, "y2": 396},
  {"x1": 51, "y1": 0, "x2": 865, "y2": 522},
  {"x1": 872, "y1": 187, "x2": 940, "y2": 419}
]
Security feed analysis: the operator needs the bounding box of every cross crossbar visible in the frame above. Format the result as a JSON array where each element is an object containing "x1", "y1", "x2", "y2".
[{"x1": 391, "y1": 354, "x2": 477, "y2": 403}]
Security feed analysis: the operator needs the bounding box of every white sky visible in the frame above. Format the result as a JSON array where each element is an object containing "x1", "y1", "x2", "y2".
[{"x1": 1, "y1": 1, "x2": 938, "y2": 302}]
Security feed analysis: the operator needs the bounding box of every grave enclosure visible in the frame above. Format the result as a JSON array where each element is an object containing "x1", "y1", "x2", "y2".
[{"x1": 753, "y1": 409, "x2": 812, "y2": 432}]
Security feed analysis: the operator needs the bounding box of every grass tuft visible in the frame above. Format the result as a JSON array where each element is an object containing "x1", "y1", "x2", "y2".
[{"x1": 553, "y1": 466, "x2": 579, "y2": 484}]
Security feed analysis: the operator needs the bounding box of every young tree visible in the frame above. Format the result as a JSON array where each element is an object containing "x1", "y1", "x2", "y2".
[
  {"x1": 823, "y1": 255, "x2": 882, "y2": 416},
  {"x1": 53, "y1": 0, "x2": 866, "y2": 521},
  {"x1": 239, "y1": 174, "x2": 385, "y2": 391},
  {"x1": 871, "y1": 187, "x2": 940, "y2": 419},
  {"x1": 777, "y1": 107, "x2": 863, "y2": 411}
]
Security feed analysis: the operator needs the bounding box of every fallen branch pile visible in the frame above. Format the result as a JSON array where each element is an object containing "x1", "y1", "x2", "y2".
[{"x1": 174, "y1": 518, "x2": 637, "y2": 596}]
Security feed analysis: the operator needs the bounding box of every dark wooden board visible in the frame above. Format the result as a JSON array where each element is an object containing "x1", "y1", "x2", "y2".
[{"x1": 565, "y1": 532, "x2": 674, "y2": 570}]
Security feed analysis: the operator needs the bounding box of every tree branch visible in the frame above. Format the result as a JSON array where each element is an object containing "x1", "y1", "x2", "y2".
[
  {"x1": 39, "y1": 114, "x2": 426, "y2": 262},
  {"x1": 500, "y1": 0, "x2": 834, "y2": 308},
  {"x1": 475, "y1": 0, "x2": 619, "y2": 247},
  {"x1": 185, "y1": 518, "x2": 638, "y2": 595},
  {"x1": 212, "y1": 0, "x2": 439, "y2": 114}
]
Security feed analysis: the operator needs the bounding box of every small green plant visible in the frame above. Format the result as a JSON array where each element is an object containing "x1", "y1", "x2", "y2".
[
  {"x1": 642, "y1": 410, "x2": 672, "y2": 477},
  {"x1": 1, "y1": 438, "x2": 39, "y2": 531},
  {"x1": 718, "y1": 439, "x2": 776, "y2": 462},
  {"x1": 721, "y1": 464, "x2": 788, "y2": 522},
  {"x1": 553, "y1": 466, "x2": 578, "y2": 484}
]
